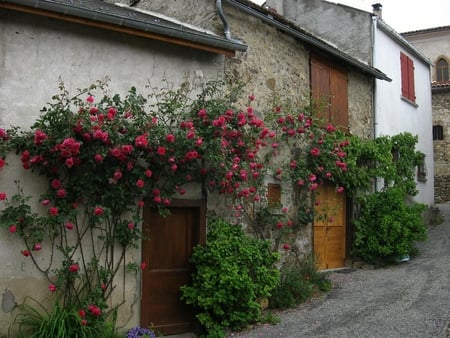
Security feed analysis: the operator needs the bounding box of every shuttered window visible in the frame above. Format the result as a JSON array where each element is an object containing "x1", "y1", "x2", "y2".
[
  {"x1": 311, "y1": 56, "x2": 348, "y2": 133},
  {"x1": 400, "y1": 52, "x2": 416, "y2": 103}
]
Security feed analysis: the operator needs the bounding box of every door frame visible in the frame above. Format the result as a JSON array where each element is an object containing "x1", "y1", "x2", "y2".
[{"x1": 140, "y1": 198, "x2": 206, "y2": 334}]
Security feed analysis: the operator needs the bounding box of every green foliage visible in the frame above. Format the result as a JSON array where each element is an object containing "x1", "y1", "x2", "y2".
[
  {"x1": 269, "y1": 255, "x2": 331, "y2": 309},
  {"x1": 180, "y1": 218, "x2": 280, "y2": 337},
  {"x1": 10, "y1": 298, "x2": 119, "y2": 338},
  {"x1": 353, "y1": 187, "x2": 427, "y2": 264}
]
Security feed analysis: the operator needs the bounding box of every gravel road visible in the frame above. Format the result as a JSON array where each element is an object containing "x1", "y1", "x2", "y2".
[{"x1": 230, "y1": 203, "x2": 450, "y2": 338}]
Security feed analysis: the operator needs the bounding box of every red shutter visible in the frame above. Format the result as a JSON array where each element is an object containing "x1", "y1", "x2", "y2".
[
  {"x1": 400, "y1": 52, "x2": 415, "y2": 103},
  {"x1": 407, "y1": 57, "x2": 415, "y2": 102},
  {"x1": 400, "y1": 52, "x2": 409, "y2": 98}
]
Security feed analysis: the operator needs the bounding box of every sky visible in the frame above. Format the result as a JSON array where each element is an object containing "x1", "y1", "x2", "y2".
[
  {"x1": 331, "y1": 0, "x2": 450, "y2": 32},
  {"x1": 250, "y1": 0, "x2": 450, "y2": 33}
]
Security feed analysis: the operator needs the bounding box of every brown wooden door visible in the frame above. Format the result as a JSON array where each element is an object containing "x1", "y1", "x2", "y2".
[
  {"x1": 313, "y1": 184, "x2": 346, "y2": 269},
  {"x1": 141, "y1": 200, "x2": 205, "y2": 335}
]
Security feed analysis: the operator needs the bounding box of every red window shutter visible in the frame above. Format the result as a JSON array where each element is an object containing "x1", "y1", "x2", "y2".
[
  {"x1": 400, "y1": 52, "x2": 416, "y2": 102},
  {"x1": 407, "y1": 57, "x2": 415, "y2": 102},
  {"x1": 400, "y1": 52, "x2": 409, "y2": 98}
]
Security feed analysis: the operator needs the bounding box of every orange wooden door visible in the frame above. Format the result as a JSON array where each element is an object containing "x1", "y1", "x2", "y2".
[
  {"x1": 141, "y1": 200, "x2": 205, "y2": 335},
  {"x1": 313, "y1": 184, "x2": 346, "y2": 269}
]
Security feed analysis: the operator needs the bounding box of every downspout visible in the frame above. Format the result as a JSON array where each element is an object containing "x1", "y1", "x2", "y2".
[
  {"x1": 371, "y1": 14, "x2": 381, "y2": 193},
  {"x1": 216, "y1": 0, "x2": 244, "y2": 45}
]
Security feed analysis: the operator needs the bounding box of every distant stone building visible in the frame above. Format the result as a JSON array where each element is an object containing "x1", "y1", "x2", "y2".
[{"x1": 403, "y1": 26, "x2": 450, "y2": 203}]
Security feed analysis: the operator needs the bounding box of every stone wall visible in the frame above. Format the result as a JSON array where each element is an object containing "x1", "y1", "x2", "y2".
[{"x1": 433, "y1": 90, "x2": 450, "y2": 202}]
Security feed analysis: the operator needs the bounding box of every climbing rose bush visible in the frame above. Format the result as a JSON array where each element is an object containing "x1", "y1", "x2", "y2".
[{"x1": 0, "y1": 79, "x2": 271, "y2": 333}]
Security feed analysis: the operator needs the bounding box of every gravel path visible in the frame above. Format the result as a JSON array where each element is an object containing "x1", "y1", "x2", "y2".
[{"x1": 230, "y1": 203, "x2": 450, "y2": 338}]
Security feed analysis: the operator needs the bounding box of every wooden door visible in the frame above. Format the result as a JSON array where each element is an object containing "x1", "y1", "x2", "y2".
[
  {"x1": 313, "y1": 184, "x2": 346, "y2": 269},
  {"x1": 141, "y1": 200, "x2": 205, "y2": 335}
]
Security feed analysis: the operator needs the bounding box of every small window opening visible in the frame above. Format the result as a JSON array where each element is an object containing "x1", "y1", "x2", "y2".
[{"x1": 433, "y1": 125, "x2": 444, "y2": 140}]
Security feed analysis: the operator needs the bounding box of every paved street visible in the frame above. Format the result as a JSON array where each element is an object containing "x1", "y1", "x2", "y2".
[{"x1": 231, "y1": 204, "x2": 450, "y2": 338}]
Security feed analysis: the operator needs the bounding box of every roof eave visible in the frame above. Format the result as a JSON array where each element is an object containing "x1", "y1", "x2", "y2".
[{"x1": 0, "y1": 0, "x2": 248, "y2": 56}]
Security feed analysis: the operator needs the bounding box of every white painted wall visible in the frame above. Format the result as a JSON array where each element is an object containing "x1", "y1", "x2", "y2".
[{"x1": 373, "y1": 22, "x2": 434, "y2": 205}]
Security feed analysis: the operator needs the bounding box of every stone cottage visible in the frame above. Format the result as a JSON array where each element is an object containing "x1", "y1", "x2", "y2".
[{"x1": 0, "y1": 0, "x2": 390, "y2": 335}]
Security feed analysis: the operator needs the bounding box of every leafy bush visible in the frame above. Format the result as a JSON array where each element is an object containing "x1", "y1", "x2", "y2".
[
  {"x1": 353, "y1": 187, "x2": 427, "y2": 264},
  {"x1": 269, "y1": 255, "x2": 331, "y2": 309},
  {"x1": 10, "y1": 298, "x2": 118, "y2": 338},
  {"x1": 180, "y1": 218, "x2": 280, "y2": 337}
]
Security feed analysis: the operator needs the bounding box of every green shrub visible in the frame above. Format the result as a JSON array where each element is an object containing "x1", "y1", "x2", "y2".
[
  {"x1": 269, "y1": 255, "x2": 331, "y2": 310},
  {"x1": 10, "y1": 298, "x2": 118, "y2": 338},
  {"x1": 353, "y1": 187, "x2": 427, "y2": 264},
  {"x1": 180, "y1": 218, "x2": 280, "y2": 337}
]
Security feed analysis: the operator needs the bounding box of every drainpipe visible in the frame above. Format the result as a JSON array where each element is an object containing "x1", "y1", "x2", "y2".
[{"x1": 216, "y1": 0, "x2": 245, "y2": 45}]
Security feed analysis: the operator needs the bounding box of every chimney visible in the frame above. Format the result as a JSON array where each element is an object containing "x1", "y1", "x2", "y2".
[{"x1": 372, "y1": 3, "x2": 382, "y2": 19}]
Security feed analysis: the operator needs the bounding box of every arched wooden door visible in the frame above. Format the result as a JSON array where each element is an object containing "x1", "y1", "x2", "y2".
[
  {"x1": 313, "y1": 184, "x2": 346, "y2": 269},
  {"x1": 141, "y1": 199, "x2": 205, "y2": 335}
]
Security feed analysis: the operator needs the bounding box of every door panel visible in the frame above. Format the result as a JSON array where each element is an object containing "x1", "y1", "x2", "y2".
[
  {"x1": 314, "y1": 184, "x2": 346, "y2": 269},
  {"x1": 141, "y1": 201, "x2": 205, "y2": 335}
]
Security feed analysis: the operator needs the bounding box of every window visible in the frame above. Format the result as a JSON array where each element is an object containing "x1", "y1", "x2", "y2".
[
  {"x1": 311, "y1": 56, "x2": 348, "y2": 132},
  {"x1": 267, "y1": 183, "x2": 281, "y2": 209},
  {"x1": 433, "y1": 125, "x2": 444, "y2": 140},
  {"x1": 400, "y1": 52, "x2": 415, "y2": 103},
  {"x1": 436, "y1": 58, "x2": 449, "y2": 82}
]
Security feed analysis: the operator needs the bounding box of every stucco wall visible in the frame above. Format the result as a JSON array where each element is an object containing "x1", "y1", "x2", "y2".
[
  {"x1": 402, "y1": 28, "x2": 450, "y2": 203},
  {"x1": 0, "y1": 8, "x2": 223, "y2": 335},
  {"x1": 266, "y1": 0, "x2": 374, "y2": 65},
  {"x1": 373, "y1": 25, "x2": 434, "y2": 205}
]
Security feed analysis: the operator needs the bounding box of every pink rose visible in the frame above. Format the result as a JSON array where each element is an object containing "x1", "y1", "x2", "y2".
[
  {"x1": 48, "y1": 284, "x2": 57, "y2": 292},
  {"x1": 0, "y1": 192, "x2": 6, "y2": 201},
  {"x1": 69, "y1": 264, "x2": 79, "y2": 273},
  {"x1": 157, "y1": 146, "x2": 166, "y2": 156},
  {"x1": 49, "y1": 207, "x2": 59, "y2": 216},
  {"x1": 51, "y1": 179, "x2": 62, "y2": 189},
  {"x1": 166, "y1": 134, "x2": 175, "y2": 143},
  {"x1": 33, "y1": 243, "x2": 42, "y2": 251},
  {"x1": 94, "y1": 207, "x2": 104, "y2": 216},
  {"x1": 8, "y1": 225, "x2": 17, "y2": 233},
  {"x1": 136, "y1": 179, "x2": 145, "y2": 188},
  {"x1": 94, "y1": 154, "x2": 103, "y2": 163}
]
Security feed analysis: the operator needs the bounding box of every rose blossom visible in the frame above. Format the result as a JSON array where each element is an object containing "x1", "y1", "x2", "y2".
[
  {"x1": 69, "y1": 264, "x2": 79, "y2": 273},
  {"x1": 0, "y1": 192, "x2": 6, "y2": 200},
  {"x1": 49, "y1": 207, "x2": 59, "y2": 216},
  {"x1": 8, "y1": 225, "x2": 17, "y2": 233},
  {"x1": 157, "y1": 146, "x2": 166, "y2": 156},
  {"x1": 48, "y1": 284, "x2": 57, "y2": 292},
  {"x1": 94, "y1": 207, "x2": 104, "y2": 216},
  {"x1": 136, "y1": 179, "x2": 145, "y2": 188}
]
